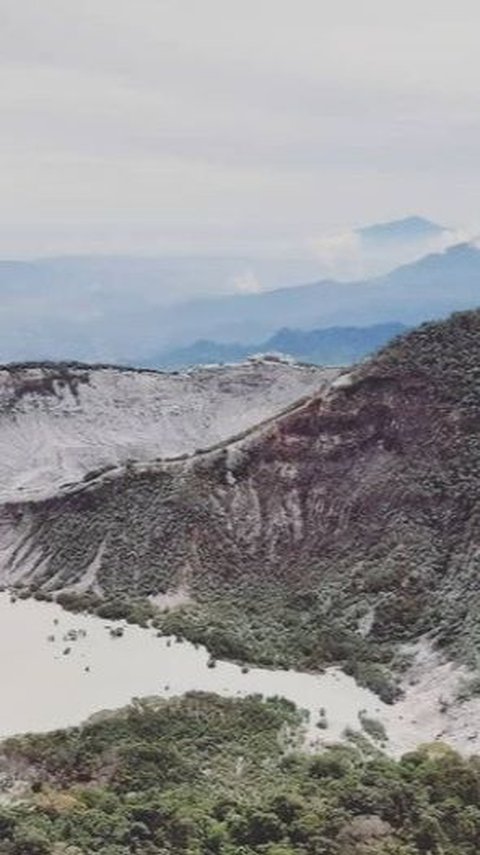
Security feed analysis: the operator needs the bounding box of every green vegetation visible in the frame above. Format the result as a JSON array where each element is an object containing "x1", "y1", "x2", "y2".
[
  {"x1": 1, "y1": 693, "x2": 480, "y2": 854},
  {"x1": 55, "y1": 592, "x2": 157, "y2": 628},
  {"x1": 358, "y1": 712, "x2": 388, "y2": 743},
  {"x1": 367, "y1": 310, "x2": 480, "y2": 412},
  {"x1": 17, "y1": 586, "x2": 403, "y2": 703},
  {"x1": 151, "y1": 591, "x2": 403, "y2": 703}
]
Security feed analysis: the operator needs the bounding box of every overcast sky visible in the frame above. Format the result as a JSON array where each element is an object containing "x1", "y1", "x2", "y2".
[{"x1": 0, "y1": 0, "x2": 479, "y2": 258}]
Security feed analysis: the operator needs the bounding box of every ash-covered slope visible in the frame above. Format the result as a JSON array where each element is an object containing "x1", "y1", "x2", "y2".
[
  {"x1": 0, "y1": 360, "x2": 337, "y2": 503},
  {"x1": 3, "y1": 311, "x2": 480, "y2": 678}
]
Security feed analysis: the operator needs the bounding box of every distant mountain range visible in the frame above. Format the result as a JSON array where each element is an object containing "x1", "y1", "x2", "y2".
[
  {"x1": 312, "y1": 215, "x2": 452, "y2": 279},
  {"x1": 0, "y1": 224, "x2": 477, "y2": 365},
  {"x1": 150, "y1": 322, "x2": 407, "y2": 369},
  {"x1": 145, "y1": 242, "x2": 480, "y2": 353}
]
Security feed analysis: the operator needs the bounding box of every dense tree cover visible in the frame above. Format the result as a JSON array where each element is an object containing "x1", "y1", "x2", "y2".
[
  {"x1": 0, "y1": 693, "x2": 480, "y2": 854},
  {"x1": 366, "y1": 310, "x2": 480, "y2": 412}
]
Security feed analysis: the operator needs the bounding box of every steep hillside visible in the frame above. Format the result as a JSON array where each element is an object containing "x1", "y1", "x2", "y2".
[
  {"x1": 0, "y1": 360, "x2": 337, "y2": 503},
  {"x1": 2, "y1": 311, "x2": 480, "y2": 692}
]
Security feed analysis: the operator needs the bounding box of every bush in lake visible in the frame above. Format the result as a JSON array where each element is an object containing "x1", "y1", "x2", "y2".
[
  {"x1": 344, "y1": 659, "x2": 401, "y2": 704},
  {"x1": 56, "y1": 591, "x2": 103, "y2": 613},
  {"x1": 358, "y1": 711, "x2": 388, "y2": 742}
]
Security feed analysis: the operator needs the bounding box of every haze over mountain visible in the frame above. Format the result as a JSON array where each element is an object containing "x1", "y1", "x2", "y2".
[
  {"x1": 153, "y1": 242, "x2": 480, "y2": 352},
  {"x1": 151, "y1": 322, "x2": 407, "y2": 370},
  {"x1": 312, "y1": 215, "x2": 455, "y2": 280},
  {"x1": 0, "y1": 232, "x2": 479, "y2": 364},
  {"x1": 359, "y1": 215, "x2": 443, "y2": 243}
]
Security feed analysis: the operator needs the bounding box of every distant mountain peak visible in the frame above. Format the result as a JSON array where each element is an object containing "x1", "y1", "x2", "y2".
[
  {"x1": 358, "y1": 215, "x2": 445, "y2": 243},
  {"x1": 444, "y1": 240, "x2": 477, "y2": 255}
]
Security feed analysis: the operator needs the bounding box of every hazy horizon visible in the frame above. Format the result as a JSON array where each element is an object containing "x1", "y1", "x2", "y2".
[{"x1": 0, "y1": 214, "x2": 472, "y2": 295}]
